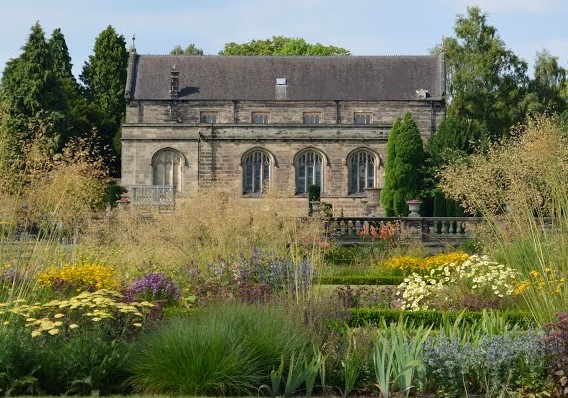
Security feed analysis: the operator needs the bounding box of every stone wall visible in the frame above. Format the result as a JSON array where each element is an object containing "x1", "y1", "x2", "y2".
[{"x1": 122, "y1": 98, "x2": 444, "y2": 216}]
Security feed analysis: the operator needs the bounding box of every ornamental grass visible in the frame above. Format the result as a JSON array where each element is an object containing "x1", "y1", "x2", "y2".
[{"x1": 440, "y1": 116, "x2": 568, "y2": 325}]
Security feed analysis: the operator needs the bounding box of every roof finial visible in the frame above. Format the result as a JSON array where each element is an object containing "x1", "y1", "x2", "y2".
[{"x1": 130, "y1": 34, "x2": 136, "y2": 53}]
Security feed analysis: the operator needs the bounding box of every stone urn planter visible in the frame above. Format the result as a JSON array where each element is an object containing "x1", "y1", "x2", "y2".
[{"x1": 406, "y1": 199, "x2": 422, "y2": 217}]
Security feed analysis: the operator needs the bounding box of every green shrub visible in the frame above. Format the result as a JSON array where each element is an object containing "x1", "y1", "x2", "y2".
[
  {"x1": 348, "y1": 308, "x2": 533, "y2": 328},
  {"x1": 128, "y1": 303, "x2": 313, "y2": 396},
  {"x1": 319, "y1": 275, "x2": 403, "y2": 285},
  {"x1": 0, "y1": 319, "x2": 131, "y2": 395}
]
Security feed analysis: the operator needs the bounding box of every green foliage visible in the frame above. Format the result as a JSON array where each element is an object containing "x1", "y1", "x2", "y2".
[
  {"x1": 440, "y1": 117, "x2": 568, "y2": 325},
  {"x1": 422, "y1": 328, "x2": 547, "y2": 397},
  {"x1": 438, "y1": 6, "x2": 528, "y2": 141},
  {"x1": 80, "y1": 25, "x2": 128, "y2": 175},
  {"x1": 348, "y1": 308, "x2": 533, "y2": 328},
  {"x1": 371, "y1": 319, "x2": 431, "y2": 398},
  {"x1": 220, "y1": 36, "x2": 350, "y2": 56},
  {"x1": 0, "y1": 23, "x2": 67, "y2": 153},
  {"x1": 106, "y1": 182, "x2": 127, "y2": 207},
  {"x1": 426, "y1": 115, "x2": 477, "y2": 169},
  {"x1": 170, "y1": 43, "x2": 204, "y2": 55},
  {"x1": 308, "y1": 184, "x2": 321, "y2": 202},
  {"x1": 382, "y1": 112, "x2": 425, "y2": 216},
  {"x1": 0, "y1": 311, "x2": 133, "y2": 395},
  {"x1": 524, "y1": 49, "x2": 567, "y2": 116},
  {"x1": 128, "y1": 303, "x2": 313, "y2": 396},
  {"x1": 319, "y1": 275, "x2": 403, "y2": 285}
]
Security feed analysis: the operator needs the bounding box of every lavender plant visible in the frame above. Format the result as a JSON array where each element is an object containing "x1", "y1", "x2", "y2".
[{"x1": 127, "y1": 272, "x2": 181, "y2": 305}]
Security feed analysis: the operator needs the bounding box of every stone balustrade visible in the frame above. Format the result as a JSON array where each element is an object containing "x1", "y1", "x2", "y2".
[{"x1": 328, "y1": 216, "x2": 485, "y2": 245}]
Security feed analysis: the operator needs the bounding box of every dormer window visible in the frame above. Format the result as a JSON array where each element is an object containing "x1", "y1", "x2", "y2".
[
  {"x1": 416, "y1": 89, "x2": 429, "y2": 100},
  {"x1": 276, "y1": 78, "x2": 287, "y2": 86}
]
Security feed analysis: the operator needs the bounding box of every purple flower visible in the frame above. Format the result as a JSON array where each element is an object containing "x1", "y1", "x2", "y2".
[{"x1": 128, "y1": 272, "x2": 181, "y2": 305}]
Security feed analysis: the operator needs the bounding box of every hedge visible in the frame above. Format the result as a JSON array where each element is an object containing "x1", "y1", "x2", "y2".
[
  {"x1": 348, "y1": 308, "x2": 533, "y2": 328},
  {"x1": 319, "y1": 275, "x2": 404, "y2": 285}
]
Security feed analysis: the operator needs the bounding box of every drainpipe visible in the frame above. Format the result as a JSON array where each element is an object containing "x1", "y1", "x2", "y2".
[{"x1": 197, "y1": 131, "x2": 203, "y2": 186}]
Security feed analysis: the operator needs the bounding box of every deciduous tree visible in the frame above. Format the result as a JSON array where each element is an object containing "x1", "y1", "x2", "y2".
[
  {"x1": 219, "y1": 36, "x2": 350, "y2": 56},
  {"x1": 438, "y1": 7, "x2": 528, "y2": 141},
  {"x1": 170, "y1": 43, "x2": 204, "y2": 55}
]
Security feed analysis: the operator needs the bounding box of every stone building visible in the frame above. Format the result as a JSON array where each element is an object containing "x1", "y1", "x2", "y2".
[{"x1": 121, "y1": 50, "x2": 445, "y2": 216}]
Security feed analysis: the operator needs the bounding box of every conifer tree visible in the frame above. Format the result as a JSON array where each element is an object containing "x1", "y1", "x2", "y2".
[
  {"x1": 80, "y1": 26, "x2": 128, "y2": 175},
  {"x1": 381, "y1": 112, "x2": 425, "y2": 216},
  {"x1": 0, "y1": 22, "x2": 65, "y2": 149}
]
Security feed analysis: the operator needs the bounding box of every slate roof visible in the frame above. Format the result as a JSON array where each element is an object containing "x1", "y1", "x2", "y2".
[{"x1": 125, "y1": 53, "x2": 445, "y2": 102}]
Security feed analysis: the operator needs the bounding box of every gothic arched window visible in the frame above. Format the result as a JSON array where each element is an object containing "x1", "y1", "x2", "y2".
[
  {"x1": 152, "y1": 148, "x2": 185, "y2": 192},
  {"x1": 348, "y1": 150, "x2": 376, "y2": 194},
  {"x1": 296, "y1": 150, "x2": 323, "y2": 194},
  {"x1": 243, "y1": 150, "x2": 271, "y2": 194}
]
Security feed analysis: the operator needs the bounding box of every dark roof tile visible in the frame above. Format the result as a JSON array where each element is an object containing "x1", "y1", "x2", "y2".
[{"x1": 128, "y1": 54, "x2": 445, "y2": 101}]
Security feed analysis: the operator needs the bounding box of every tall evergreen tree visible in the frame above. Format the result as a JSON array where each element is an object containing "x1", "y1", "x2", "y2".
[
  {"x1": 48, "y1": 28, "x2": 90, "y2": 145},
  {"x1": 0, "y1": 22, "x2": 65, "y2": 149},
  {"x1": 381, "y1": 112, "x2": 425, "y2": 216},
  {"x1": 80, "y1": 26, "x2": 128, "y2": 175}
]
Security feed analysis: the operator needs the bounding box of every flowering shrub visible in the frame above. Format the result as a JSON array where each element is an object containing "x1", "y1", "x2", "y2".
[
  {"x1": 1, "y1": 289, "x2": 154, "y2": 338},
  {"x1": 37, "y1": 263, "x2": 121, "y2": 294},
  {"x1": 359, "y1": 221, "x2": 399, "y2": 242},
  {"x1": 127, "y1": 272, "x2": 181, "y2": 305},
  {"x1": 514, "y1": 267, "x2": 566, "y2": 296},
  {"x1": 384, "y1": 251, "x2": 469, "y2": 275},
  {"x1": 397, "y1": 254, "x2": 519, "y2": 311}
]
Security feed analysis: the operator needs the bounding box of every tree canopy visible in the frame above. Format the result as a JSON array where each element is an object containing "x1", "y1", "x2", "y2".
[
  {"x1": 170, "y1": 43, "x2": 204, "y2": 55},
  {"x1": 80, "y1": 25, "x2": 128, "y2": 175},
  {"x1": 219, "y1": 36, "x2": 350, "y2": 56},
  {"x1": 439, "y1": 6, "x2": 528, "y2": 141}
]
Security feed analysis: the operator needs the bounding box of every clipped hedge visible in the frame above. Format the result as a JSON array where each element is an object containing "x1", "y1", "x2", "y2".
[
  {"x1": 348, "y1": 308, "x2": 534, "y2": 328},
  {"x1": 319, "y1": 275, "x2": 403, "y2": 286}
]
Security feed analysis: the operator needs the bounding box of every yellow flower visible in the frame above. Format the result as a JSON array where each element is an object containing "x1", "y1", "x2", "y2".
[
  {"x1": 69, "y1": 324, "x2": 79, "y2": 329},
  {"x1": 48, "y1": 328, "x2": 60, "y2": 335}
]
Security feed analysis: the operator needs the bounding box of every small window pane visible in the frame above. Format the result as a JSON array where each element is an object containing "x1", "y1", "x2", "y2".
[
  {"x1": 303, "y1": 113, "x2": 320, "y2": 124},
  {"x1": 252, "y1": 113, "x2": 269, "y2": 124},
  {"x1": 354, "y1": 113, "x2": 372, "y2": 125},
  {"x1": 200, "y1": 113, "x2": 217, "y2": 123}
]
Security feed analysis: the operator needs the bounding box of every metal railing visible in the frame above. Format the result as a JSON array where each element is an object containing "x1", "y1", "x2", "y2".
[{"x1": 130, "y1": 185, "x2": 176, "y2": 205}]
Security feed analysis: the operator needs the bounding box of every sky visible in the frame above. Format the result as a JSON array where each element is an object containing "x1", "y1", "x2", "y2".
[{"x1": 1, "y1": 0, "x2": 568, "y2": 80}]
